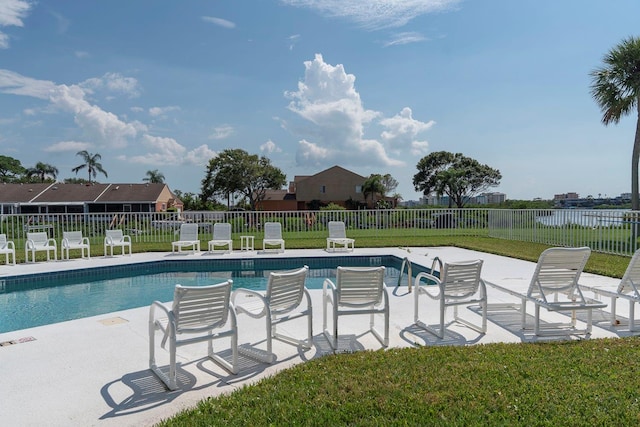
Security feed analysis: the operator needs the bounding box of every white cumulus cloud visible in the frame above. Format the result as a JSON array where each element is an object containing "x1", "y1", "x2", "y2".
[
  {"x1": 149, "y1": 105, "x2": 180, "y2": 117},
  {"x1": 380, "y1": 107, "x2": 434, "y2": 156},
  {"x1": 209, "y1": 125, "x2": 234, "y2": 140},
  {"x1": 260, "y1": 139, "x2": 282, "y2": 154},
  {"x1": 285, "y1": 54, "x2": 407, "y2": 168}
]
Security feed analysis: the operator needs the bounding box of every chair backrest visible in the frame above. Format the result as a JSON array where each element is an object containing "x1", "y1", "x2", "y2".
[
  {"x1": 173, "y1": 280, "x2": 233, "y2": 334},
  {"x1": 617, "y1": 249, "x2": 640, "y2": 296},
  {"x1": 105, "y1": 229, "x2": 124, "y2": 242},
  {"x1": 213, "y1": 223, "x2": 232, "y2": 240},
  {"x1": 179, "y1": 223, "x2": 199, "y2": 241},
  {"x1": 27, "y1": 232, "x2": 49, "y2": 245},
  {"x1": 328, "y1": 221, "x2": 347, "y2": 239},
  {"x1": 0, "y1": 234, "x2": 8, "y2": 248},
  {"x1": 441, "y1": 260, "x2": 483, "y2": 299},
  {"x1": 266, "y1": 265, "x2": 309, "y2": 313},
  {"x1": 335, "y1": 266, "x2": 386, "y2": 307},
  {"x1": 527, "y1": 247, "x2": 591, "y2": 298},
  {"x1": 63, "y1": 231, "x2": 83, "y2": 243},
  {"x1": 264, "y1": 222, "x2": 282, "y2": 240}
]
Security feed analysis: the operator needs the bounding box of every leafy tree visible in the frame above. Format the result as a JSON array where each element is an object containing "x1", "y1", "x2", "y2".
[
  {"x1": 26, "y1": 162, "x2": 59, "y2": 183},
  {"x1": 590, "y1": 36, "x2": 640, "y2": 210},
  {"x1": 143, "y1": 169, "x2": 165, "y2": 184},
  {"x1": 72, "y1": 150, "x2": 108, "y2": 183},
  {"x1": 200, "y1": 149, "x2": 286, "y2": 210},
  {"x1": 0, "y1": 155, "x2": 26, "y2": 182},
  {"x1": 381, "y1": 174, "x2": 399, "y2": 196},
  {"x1": 413, "y1": 151, "x2": 502, "y2": 208}
]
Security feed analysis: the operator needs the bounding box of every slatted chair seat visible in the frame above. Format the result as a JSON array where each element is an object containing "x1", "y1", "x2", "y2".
[
  {"x1": 172, "y1": 223, "x2": 200, "y2": 253},
  {"x1": 232, "y1": 265, "x2": 312, "y2": 362},
  {"x1": 149, "y1": 280, "x2": 238, "y2": 390},
  {"x1": 61, "y1": 231, "x2": 91, "y2": 260},
  {"x1": 208, "y1": 223, "x2": 233, "y2": 254},
  {"x1": 25, "y1": 232, "x2": 57, "y2": 263},
  {"x1": 414, "y1": 259, "x2": 487, "y2": 338},
  {"x1": 323, "y1": 266, "x2": 389, "y2": 349},
  {"x1": 326, "y1": 221, "x2": 354, "y2": 252}
]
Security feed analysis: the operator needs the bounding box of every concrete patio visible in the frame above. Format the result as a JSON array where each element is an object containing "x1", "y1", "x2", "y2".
[{"x1": 0, "y1": 246, "x2": 629, "y2": 426}]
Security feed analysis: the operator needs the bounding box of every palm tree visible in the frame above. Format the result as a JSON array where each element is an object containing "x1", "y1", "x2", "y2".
[
  {"x1": 362, "y1": 174, "x2": 385, "y2": 208},
  {"x1": 590, "y1": 36, "x2": 640, "y2": 210},
  {"x1": 72, "y1": 150, "x2": 108, "y2": 183},
  {"x1": 143, "y1": 169, "x2": 165, "y2": 184},
  {"x1": 26, "y1": 162, "x2": 58, "y2": 182}
]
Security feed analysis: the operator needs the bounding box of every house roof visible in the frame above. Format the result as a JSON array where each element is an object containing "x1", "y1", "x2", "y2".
[
  {"x1": 295, "y1": 165, "x2": 367, "y2": 182},
  {"x1": 262, "y1": 189, "x2": 296, "y2": 201},
  {"x1": 0, "y1": 183, "x2": 174, "y2": 204}
]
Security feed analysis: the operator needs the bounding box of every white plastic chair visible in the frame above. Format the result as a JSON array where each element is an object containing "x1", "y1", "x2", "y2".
[
  {"x1": 208, "y1": 223, "x2": 233, "y2": 254},
  {"x1": 326, "y1": 221, "x2": 354, "y2": 252},
  {"x1": 414, "y1": 259, "x2": 487, "y2": 338},
  {"x1": 232, "y1": 266, "x2": 312, "y2": 362},
  {"x1": 149, "y1": 280, "x2": 238, "y2": 390},
  {"x1": 487, "y1": 247, "x2": 606, "y2": 337},
  {"x1": 323, "y1": 266, "x2": 389, "y2": 349},
  {"x1": 581, "y1": 248, "x2": 640, "y2": 331},
  {"x1": 61, "y1": 231, "x2": 91, "y2": 260},
  {"x1": 0, "y1": 234, "x2": 16, "y2": 265},
  {"x1": 104, "y1": 229, "x2": 132, "y2": 256},
  {"x1": 262, "y1": 222, "x2": 285, "y2": 253},
  {"x1": 172, "y1": 223, "x2": 200, "y2": 253},
  {"x1": 25, "y1": 232, "x2": 57, "y2": 263}
]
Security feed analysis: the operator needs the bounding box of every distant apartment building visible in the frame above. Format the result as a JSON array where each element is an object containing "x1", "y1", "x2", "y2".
[{"x1": 554, "y1": 192, "x2": 579, "y2": 200}]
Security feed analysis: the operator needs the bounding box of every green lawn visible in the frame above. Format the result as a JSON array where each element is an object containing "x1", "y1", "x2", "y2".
[{"x1": 143, "y1": 235, "x2": 639, "y2": 426}]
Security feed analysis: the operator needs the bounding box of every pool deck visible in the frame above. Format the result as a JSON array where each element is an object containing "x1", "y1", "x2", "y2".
[{"x1": 0, "y1": 246, "x2": 631, "y2": 426}]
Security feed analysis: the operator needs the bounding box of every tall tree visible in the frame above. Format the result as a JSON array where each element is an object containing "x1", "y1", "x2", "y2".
[
  {"x1": 72, "y1": 150, "x2": 108, "y2": 183},
  {"x1": 590, "y1": 36, "x2": 640, "y2": 210},
  {"x1": 200, "y1": 148, "x2": 286, "y2": 210},
  {"x1": 26, "y1": 162, "x2": 59, "y2": 183},
  {"x1": 143, "y1": 169, "x2": 165, "y2": 184},
  {"x1": 413, "y1": 151, "x2": 502, "y2": 208},
  {"x1": 0, "y1": 155, "x2": 25, "y2": 182}
]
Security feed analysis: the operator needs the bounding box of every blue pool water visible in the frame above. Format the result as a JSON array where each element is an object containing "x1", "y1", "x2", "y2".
[{"x1": 0, "y1": 255, "x2": 424, "y2": 333}]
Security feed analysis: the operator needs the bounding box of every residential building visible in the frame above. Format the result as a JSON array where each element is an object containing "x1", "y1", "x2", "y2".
[{"x1": 0, "y1": 182, "x2": 182, "y2": 215}]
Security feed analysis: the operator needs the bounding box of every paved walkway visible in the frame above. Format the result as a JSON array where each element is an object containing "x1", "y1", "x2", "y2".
[{"x1": 0, "y1": 247, "x2": 628, "y2": 426}]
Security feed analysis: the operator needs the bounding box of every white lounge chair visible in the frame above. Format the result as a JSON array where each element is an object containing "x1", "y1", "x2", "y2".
[
  {"x1": 149, "y1": 280, "x2": 238, "y2": 390},
  {"x1": 232, "y1": 266, "x2": 312, "y2": 362},
  {"x1": 61, "y1": 231, "x2": 91, "y2": 260},
  {"x1": 104, "y1": 229, "x2": 132, "y2": 257},
  {"x1": 0, "y1": 234, "x2": 16, "y2": 265},
  {"x1": 326, "y1": 221, "x2": 354, "y2": 252},
  {"x1": 25, "y1": 232, "x2": 57, "y2": 263},
  {"x1": 172, "y1": 223, "x2": 200, "y2": 253},
  {"x1": 208, "y1": 223, "x2": 233, "y2": 254},
  {"x1": 581, "y1": 248, "x2": 640, "y2": 332},
  {"x1": 262, "y1": 222, "x2": 285, "y2": 253},
  {"x1": 323, "y1": 266, "x2": 389, "y2": 349},
  {"x1": 414, "y1": 259, "x2": 487, "y2": 338},
  {"x1": 487, "y1": 247, "x2": 606, "y2": 337}
]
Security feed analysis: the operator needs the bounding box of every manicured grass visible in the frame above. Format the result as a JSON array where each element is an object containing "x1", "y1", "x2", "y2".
[
  {"x1": 160, "y1": 338, "x2": 640, "y2": 426},
  {"x1": 148, "y1": 235, "x2": 638, "y2": 426}
]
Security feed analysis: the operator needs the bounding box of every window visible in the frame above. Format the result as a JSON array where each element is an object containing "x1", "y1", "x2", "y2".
[
  {"x1": 320, "y1": 185, "x2": 326, "y2": 194},
  {"x1": 355, "y1": 185, "x2": 362, "y2": 193}
]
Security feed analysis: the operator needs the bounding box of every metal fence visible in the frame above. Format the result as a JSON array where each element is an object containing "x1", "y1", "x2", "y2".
[{"x1": 1, "y1": 208, "x2": 638, "y2": 256}]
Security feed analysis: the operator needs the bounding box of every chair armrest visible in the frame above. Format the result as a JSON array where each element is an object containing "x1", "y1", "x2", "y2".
[
  {"x1": 414, "y1": 272, "x2": 441, "y2": 299},
  {"x1": 61, "y1": 238, "x2": 70, "y2": 248},
  {"x1": 123, "y1": 235, "x2": 131, "y2": 243},
  {"x1": 231, "y1": 288, "x2": 267, "y2": 317},
  {"x1": 323, "y1": 278, "x2": 336, "y2": 293},
  {"x1": 47, "y1": 238, "x2": 57, "y2": 248},
  {"x1": 81, "y1": 237, "x2": 90, "y2": 245},
  {"x1": 25, "y1": 239, "x2": 35, "y2": 249},
  {"x1": 7, "y1": 241, "x2": 15, "y2": 250}
]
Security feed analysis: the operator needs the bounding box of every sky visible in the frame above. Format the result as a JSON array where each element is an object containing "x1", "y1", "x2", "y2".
[{"x1": 0, "y1": 0, "x2": 639, "y2": 202}]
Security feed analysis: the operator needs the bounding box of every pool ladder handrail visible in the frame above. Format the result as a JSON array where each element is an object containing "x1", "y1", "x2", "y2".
[
  {"x1": 397, "y1": 256, "x2": 413, "y2": 292},
  {"x1": 430, "y1": 256, "x2": 443, "y2": 279}
]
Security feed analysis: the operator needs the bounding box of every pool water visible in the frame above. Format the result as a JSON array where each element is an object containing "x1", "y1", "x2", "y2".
[{"x1": 0, "y1": 255, "x2": 424, "y2": 333}]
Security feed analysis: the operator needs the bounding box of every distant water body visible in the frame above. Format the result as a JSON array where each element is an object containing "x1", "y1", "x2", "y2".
[{"x1": 536, "y1": 210, "x2": 630, "y2": 227}]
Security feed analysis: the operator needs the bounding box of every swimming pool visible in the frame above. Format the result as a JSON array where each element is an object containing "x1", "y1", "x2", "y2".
[{"x1": 0, "y1": 255, "x2": 425, "y2": 333}]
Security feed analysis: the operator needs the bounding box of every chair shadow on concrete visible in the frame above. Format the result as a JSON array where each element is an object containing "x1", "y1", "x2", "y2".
[
  {"x1": 100, "y1": 349, "x2": 270, "y2": 420},
  {"x1": 400, "y1": 322, "x2": 484, "y2": 347}
]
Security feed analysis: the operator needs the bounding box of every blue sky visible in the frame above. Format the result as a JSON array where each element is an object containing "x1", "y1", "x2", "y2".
[{"x1": 0, "y1": 0, "x2": 639, "y2": 202}]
